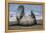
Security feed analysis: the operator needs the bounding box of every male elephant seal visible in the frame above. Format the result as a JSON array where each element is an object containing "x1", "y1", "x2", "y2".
[{"x1": 16, "y1": 5, "x2": 37, "y2": 26}]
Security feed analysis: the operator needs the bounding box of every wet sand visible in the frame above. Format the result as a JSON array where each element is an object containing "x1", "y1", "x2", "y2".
[{"x1": 8, "y1": 20, "x2": 44, "y2": 30}]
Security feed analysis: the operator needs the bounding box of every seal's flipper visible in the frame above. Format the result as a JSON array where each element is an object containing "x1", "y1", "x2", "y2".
[{"x1": 31, "y1": 11, "x2": 37, "y2": 24}]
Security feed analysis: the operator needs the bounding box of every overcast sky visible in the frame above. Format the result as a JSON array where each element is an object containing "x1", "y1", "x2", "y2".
[{"x1": 9, "y1": 4, "x2": 43, "y2": 21}]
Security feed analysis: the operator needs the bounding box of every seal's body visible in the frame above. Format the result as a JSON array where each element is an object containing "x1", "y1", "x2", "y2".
[
  {"x1": 16, "y1": 5, "x2": 37, "y2": 26},
  {"x1": 20, "y1": 15, "x2": 35, "y2": 25}
]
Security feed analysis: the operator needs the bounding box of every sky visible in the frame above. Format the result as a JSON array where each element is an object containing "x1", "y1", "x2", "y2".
[{"x1": 9, "y1": 4, "x2": 43, "y2": 21}]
